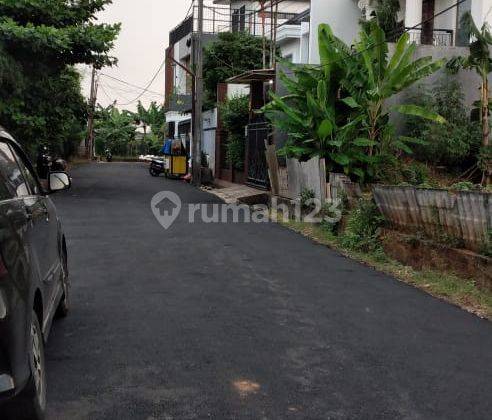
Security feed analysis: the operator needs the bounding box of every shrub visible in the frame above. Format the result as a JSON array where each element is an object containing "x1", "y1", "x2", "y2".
[
  {"x1": 405, "y1": 77, "x2": 481, "y2": 168},
  {"x1": 220, "y1": 96, "x2": 249, "y2": 170},
  {"x1": 299, "y1": 188, "x2": 315, "y2": 209},
  {"x1": 449, "y1": 181, "x2": 480, "y2": 191},
  {"x1": 481, "y1": 230, "x2": 492, "y2": 257},
  {"x1": 341, "y1": 199, "x2": 385, "y2": 253},
  {"x1": 225, "y1": 135, "x2": 245, "y2": 170}
]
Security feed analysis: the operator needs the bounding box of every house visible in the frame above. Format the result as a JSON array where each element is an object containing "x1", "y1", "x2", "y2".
[
  {"x1": 212, "y1": 0, "x2": 311, "y2": 63},
  {"x1": 164, "y1": 0, "x2": 311, "y2": 181},
  {"x1": 308, "y1": 0, "x2": 492, "y2": 64}
]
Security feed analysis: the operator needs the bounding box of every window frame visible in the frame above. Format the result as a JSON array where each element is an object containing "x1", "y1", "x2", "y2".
[{"x1": 0, "y1": 137, "x2": 44, "y2": 198}]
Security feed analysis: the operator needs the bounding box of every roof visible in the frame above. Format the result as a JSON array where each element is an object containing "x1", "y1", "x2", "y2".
[{"x1": 226, "y1": 69, "x2": 275, "y2": 84}]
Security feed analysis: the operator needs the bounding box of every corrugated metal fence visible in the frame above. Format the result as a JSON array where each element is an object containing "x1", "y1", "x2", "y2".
[{"x1": 373, "y1": 186, "x2": 492, "y2": 251}]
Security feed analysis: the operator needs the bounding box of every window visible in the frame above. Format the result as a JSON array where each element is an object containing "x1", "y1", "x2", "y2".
[
  {"x1": 11, "y1": 146, "x2": 40, "y2": 196},
  {"x1": 0, "y1": 142, "x2": 29, "y2": 198},
  {"x1": 232, "y1": 9, "x2": 240, "y2": 32},
  {"x1": 239, "y1": 6, "x2": 246, "y2": 32}
]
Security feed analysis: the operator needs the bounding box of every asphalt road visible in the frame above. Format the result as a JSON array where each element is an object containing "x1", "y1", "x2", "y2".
[{"x1": 46, "y1": 162, "x2": 492, "y2": 420}]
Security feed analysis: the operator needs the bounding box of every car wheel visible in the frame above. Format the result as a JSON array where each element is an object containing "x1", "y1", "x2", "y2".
[
  {"x1": 5, "y1": 311, "x2": 47, "y2": 420},
  {"x1": 56, "y1": 249, "x2": 69, "y2": 318}
]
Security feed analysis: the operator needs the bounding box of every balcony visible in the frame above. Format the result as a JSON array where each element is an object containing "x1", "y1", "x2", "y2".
[
  {"x1": 168, "y1": 5, "x2": 299, "y2": 45},
  {"x1": 406, "y1": 28, "x2": 454, "y2": 47}
]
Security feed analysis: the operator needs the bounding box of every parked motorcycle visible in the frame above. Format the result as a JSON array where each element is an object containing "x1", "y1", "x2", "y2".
[
  {"x1": 105, "y1": 149, "x2": 113, "y2": 162},
  {"x1": 149, "y1": 158, "x2": 165, "y2": 177}
]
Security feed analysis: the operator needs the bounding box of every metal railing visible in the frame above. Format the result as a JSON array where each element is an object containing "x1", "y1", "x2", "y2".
[
  {"x1": 405, "y1": 27, "x2": 454, "y2": 47},
  {"x1": 194, "y1": 6, "x2": 298, "y2": 36}
]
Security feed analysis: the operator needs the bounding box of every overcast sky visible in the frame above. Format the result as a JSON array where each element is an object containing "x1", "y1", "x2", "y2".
[{"x1": 81, "y1": 0, "x2": 214, "y2": 111}]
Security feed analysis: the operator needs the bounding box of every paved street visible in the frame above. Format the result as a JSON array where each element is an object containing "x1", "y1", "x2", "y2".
[{"x1": 46, "y1": 162, "x2": 492, "y2": 420}]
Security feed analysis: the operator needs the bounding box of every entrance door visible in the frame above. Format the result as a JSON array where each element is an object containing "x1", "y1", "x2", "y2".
[{"x1": 422, "y1": 0, "x2": 435, "y2": 45}]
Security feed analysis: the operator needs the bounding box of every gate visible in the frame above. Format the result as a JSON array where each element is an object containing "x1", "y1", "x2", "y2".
[{"x1": 246, "y1": 122, "x2": 270, "y2": 189}]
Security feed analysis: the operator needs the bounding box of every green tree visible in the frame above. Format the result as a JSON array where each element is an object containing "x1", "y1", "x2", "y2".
[
  {"x1": 203, "y1": 31, "x2": 271, "y2": 105},
  {"x1": 264, "y1": 23, "x2": 444, "y2": 181},
  {"x1": 449, "y1": 12, "x2": 492, "y2": 185},
  {"x1": 406, "y1": 77, "x2": 481, "y2": 168},
  {"x1": 132, "y1": 101, "x2": 166, "y2": 153},
  {"x1": 0, "y1": 0, "x2": 120, "y2": 157},
  {"x1": 371, "y1": 0, "x2": 402, "y2": 40},
  {"x1": 94, "y1": 105, "x2": 136, "y2": 156}
]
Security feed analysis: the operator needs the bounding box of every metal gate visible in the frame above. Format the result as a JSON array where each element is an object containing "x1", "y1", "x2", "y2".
[{"x1": 246, "y1": 122, "x2": 270, "y2": 189}]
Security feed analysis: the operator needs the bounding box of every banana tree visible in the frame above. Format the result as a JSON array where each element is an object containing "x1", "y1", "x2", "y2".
[
  {"x1": 264, "y1": 25, "x2": 369, "y2": 178},
  {"x1": 341, "y1": 21, "x2": 445, "y2": 166},
  {"x1": 456, "y1": 12, "x2": 492, "y2": 185}
]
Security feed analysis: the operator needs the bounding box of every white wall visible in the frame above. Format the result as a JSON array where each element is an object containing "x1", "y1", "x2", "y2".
[
  {"x1": 202, "y1": 108, "x2": 218, "y2": 174},
  {"x1": 471, "y1": 0, "x2": 492, "y2": 26},
  {"x1": 279, "y1": 38, "x2": 302, "y2": 63},
  {"x1": 173, "y1": 35, "x2": 192, "y2": 95},
  {"x1": 309, "y1": 0, "x2": 361, "y2": 64}
]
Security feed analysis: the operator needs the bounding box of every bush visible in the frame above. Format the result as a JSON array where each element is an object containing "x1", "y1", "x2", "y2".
[
  {"x1": 481, "y1": 230, "x2": 492, "y2": 257},
  {"x1": 299, "y1": 188, "x2": 315, "y2": 209},
  {"x1": 405, "y1": 77, "x2": 481, "y2": 168},
  {"x1": 376, "y1": 159, "x2": 430, "y2": 186},
  {"x1": 341, "y1": 199, "x2": 385, "y2": 253},
  {"x1": 220, "y1": 95, "x2": 249, "y2": 170}
]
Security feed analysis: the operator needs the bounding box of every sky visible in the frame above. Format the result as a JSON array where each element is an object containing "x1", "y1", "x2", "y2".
[{"x1": 81, "y1": 0, "x2": 210, "y2": 112}]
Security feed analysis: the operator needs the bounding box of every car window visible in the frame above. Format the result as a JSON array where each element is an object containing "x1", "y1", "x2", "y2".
[
  {"x1": 0, "y1": 141, "x2": 30, "y2": 198},
  {"x1": 10, "y1": 145, "x2": 40, "y2": 196}
]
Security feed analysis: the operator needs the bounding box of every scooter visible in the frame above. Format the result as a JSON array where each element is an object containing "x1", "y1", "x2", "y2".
[
  {"x1": 149, "y1": 158, "x2": 165, "y2": 177},
  {"x1": 105, "y1": 150, "x2": 113, "y2": 162}
]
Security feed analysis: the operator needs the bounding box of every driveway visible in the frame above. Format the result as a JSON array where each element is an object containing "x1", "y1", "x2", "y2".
[{"x1": 46, "y1": 162, "x2": 492, "y2": 419}]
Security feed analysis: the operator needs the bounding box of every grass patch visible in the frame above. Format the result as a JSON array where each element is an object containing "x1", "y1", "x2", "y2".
[{"x1": 276, "y1": 214, "x2": 492, "y2": 319}]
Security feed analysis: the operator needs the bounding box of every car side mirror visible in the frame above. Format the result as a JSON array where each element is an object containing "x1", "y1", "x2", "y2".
[{"x1": 49, "y1": 172, "x2": 71, "y2": 193}]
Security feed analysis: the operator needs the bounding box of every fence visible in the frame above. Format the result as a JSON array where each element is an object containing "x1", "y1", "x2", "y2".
[{"x1": 373, "y1": 186, "x2": 492, "y2": 251}]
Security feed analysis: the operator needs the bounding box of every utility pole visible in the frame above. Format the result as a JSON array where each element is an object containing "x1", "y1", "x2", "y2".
[
  {"x1": 86, "y1": 66, "x2": 98, "y2": 160},
  {"x1": 193, "y1": 0, "x2": 204, "y2": 186}
]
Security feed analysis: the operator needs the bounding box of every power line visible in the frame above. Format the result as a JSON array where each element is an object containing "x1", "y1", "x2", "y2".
[
  {"x1": 99, "y1": 73, "x2": 164, "y2": 97},
  {"x1": 118, "y1": 59, "x2": 166, "y2": 106}
]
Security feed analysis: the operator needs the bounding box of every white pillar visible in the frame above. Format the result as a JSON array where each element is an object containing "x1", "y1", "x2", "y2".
[
  {"x1": 471, "y1": 0, "x2": 492, "y2": 28},
  {"x1": 405, "y1": 0, "x2": 423, "y2": 43}
]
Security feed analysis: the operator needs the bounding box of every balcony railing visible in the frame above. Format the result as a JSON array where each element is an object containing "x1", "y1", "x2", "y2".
[
  {"x1": 405, "y1": 28, "x2": 454, "y2": 47},
  {"x1": 169, "y1": 6, "x2": 299, "y2": 45}
]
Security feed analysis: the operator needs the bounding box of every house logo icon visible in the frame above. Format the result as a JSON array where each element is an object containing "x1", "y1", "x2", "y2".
[{"x1": 151, "y1": 191, "x2": 182, "y2": 230}]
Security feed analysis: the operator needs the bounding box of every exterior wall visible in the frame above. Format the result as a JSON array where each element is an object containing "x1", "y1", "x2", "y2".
[
  {"x1": 173, "y1": 35, "x2": 192, "y2": 96},
  {"x1": 165, "y1": 111, "x2": 191, "y2": 139},
  {"x1": 309, "y1": 0, "x2": 361, "y2": 64},
  {"x1": 279, "y1": 37, "x2": 302, "y2": 63},
  {"x1": 471, "y1": 0, "x2": 492, "y2": 26}
]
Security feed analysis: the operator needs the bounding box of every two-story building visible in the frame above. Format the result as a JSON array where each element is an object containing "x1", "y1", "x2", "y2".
[
  {"x1": 308, "y1": 0, "x2": 492, "y2": 64},
  {"x1": 164, "y1": 1, "x2": 311, "y2": 178}
]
